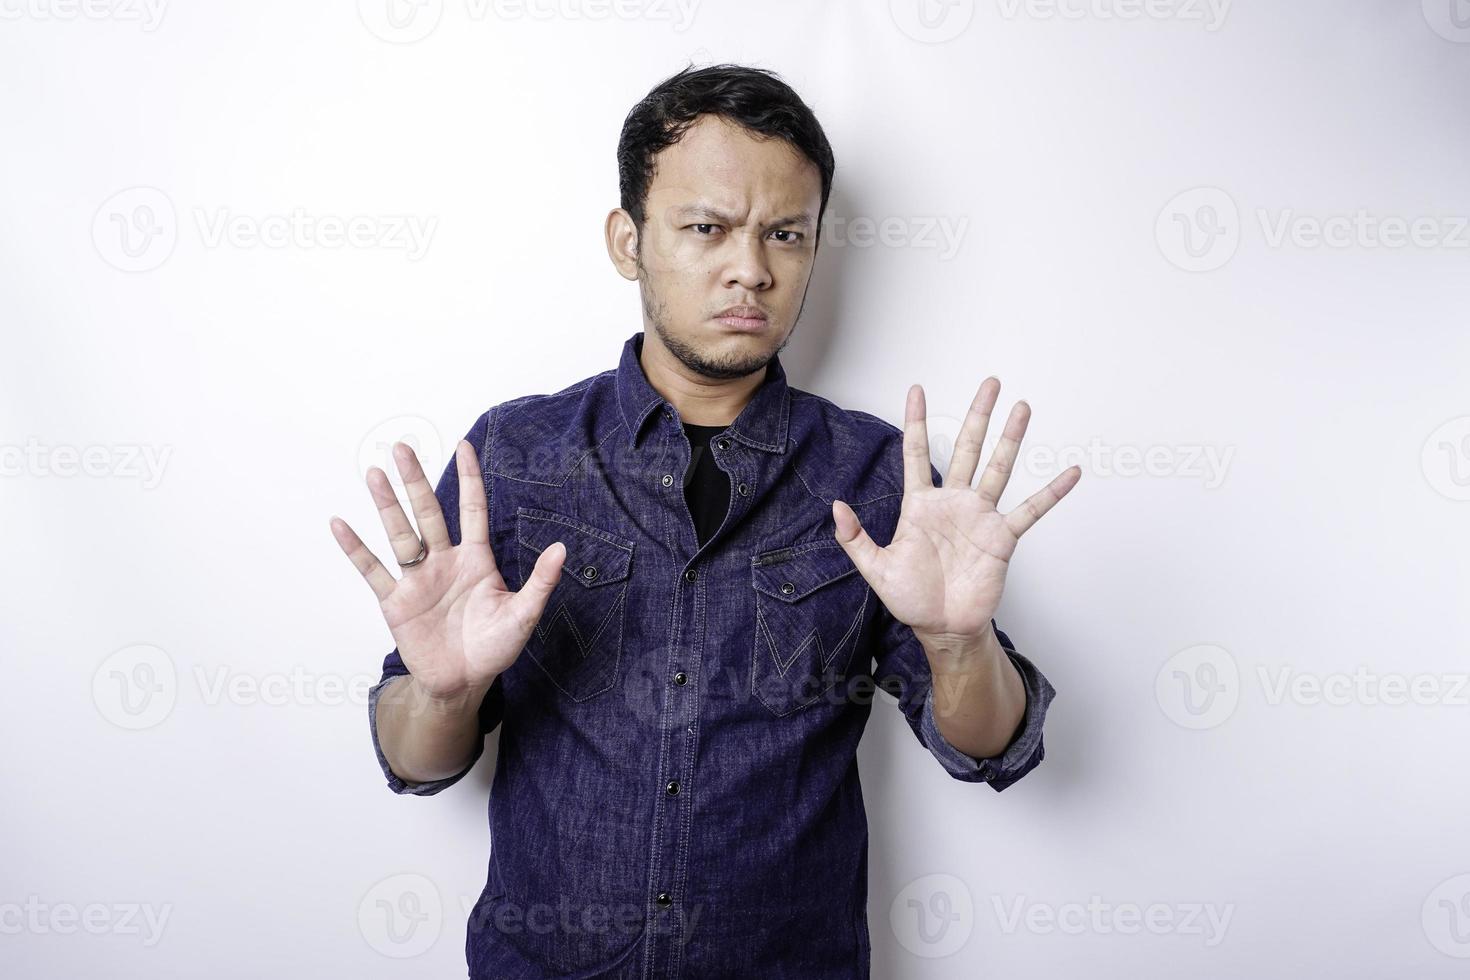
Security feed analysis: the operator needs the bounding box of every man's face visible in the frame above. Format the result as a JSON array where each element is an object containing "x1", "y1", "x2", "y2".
[{"x1": 624, "y1": 114, "x2": 823, "y2": 381}]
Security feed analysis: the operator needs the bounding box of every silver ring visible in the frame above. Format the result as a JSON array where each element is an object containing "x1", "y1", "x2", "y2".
[{"x1": 397, "y1": 539, "x2": 428, "y2": 568}]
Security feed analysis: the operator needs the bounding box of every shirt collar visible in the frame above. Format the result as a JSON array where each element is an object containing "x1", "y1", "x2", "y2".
[{"x1": 616, "y1": 330, "x2": 790, "y2": 454}]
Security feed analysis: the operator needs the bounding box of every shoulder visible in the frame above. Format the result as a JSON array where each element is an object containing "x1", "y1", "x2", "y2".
[{"x1": 787, "y1": 386, "x2": 910, "y2": 504}]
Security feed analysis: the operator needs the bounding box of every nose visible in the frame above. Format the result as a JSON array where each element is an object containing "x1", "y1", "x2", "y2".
[{"x1": 722, "y1": 229, "x2": 772, "y2": 291}]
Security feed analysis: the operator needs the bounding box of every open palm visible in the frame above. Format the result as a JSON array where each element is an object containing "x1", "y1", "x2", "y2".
[
  {"x1": 833, "y1": 379, "x2": 1081, "y2": 643},
  {"x1": 329, "y1": 439, "x2": 567, "y2": 700}
]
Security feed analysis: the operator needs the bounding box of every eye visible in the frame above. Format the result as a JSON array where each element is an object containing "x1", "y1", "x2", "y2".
[
  {"x1": 770, "y1": 230, "x2": 804, "y2": 244},
  {"x1": 689, "y1": 223, "x2": 720, "y2": 236}
]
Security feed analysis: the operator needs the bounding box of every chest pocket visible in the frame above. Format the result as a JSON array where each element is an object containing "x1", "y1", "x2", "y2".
[
  {"x1": 750, "y1": 539, "x2": 871, "y2": 717},
  {"x1": 515, "y1": 506, "x2": 634, "y2": 702}
]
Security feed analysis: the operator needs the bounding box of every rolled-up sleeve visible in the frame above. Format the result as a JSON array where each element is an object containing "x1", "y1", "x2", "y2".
[
  {"x1": 365, "y1": 408, "x2": 506, "y2": 796},
  {"x1": 871, "y1": 599, "x2": 1057, "y2": 792}
]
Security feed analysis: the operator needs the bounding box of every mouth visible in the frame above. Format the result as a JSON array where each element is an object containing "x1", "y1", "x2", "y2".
[{"x1": 712, "y1": 307, "x2": 769, "y2": 332}]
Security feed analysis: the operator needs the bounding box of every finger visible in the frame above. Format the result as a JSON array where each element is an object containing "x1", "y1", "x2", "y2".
[
  {"x1": 976, "y1": 400, "x2": 1031, "y2": 507},
  {"x1": 394, "y1": 441, "x2": 452, "y2": 551},
  {"x1": 456, "y1": 439, "x2": 489, "y2": 547},
  {"x1": 1003, "y1": 465, "x2": 1081, "y2": 538},
  {"x1": 510, "y1": 541, "x2": 566, "y2": 627},
  {"x1": 832, "y1": 499, "x2": 885, "y2": 583},
  {"x1": 902, "y1": 384, "x2": 936, "y2": 493},
  {"x1": 366, "y1": 464, "x2": 428, "y2": 566},
  {"x1": 946, "y1": 377, "x2": 1000, "y2": 489},
  {"x1": 329, "y1": 515, "x2": 398, "y2": 602}
]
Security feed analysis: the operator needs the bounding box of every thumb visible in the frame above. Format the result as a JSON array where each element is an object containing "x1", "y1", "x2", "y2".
[
  {"x1": 514, "y1": 541, "x2": 566, "y2": 620},
  {"x1": 832, "y1": 500, "x2": 883, "y2": 581}
]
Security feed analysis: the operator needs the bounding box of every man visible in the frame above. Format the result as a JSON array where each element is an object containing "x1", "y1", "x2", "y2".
[{"x1": 330, "y1": 63, "x2": 1080, "y2": 979}]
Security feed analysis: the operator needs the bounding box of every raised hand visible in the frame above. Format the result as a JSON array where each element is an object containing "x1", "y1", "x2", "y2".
[
  {"x1": 833, "y1": 379, "x2": 1081, "y2": 646},
  {"x1": 330, "y1": 439, "x2": 567, "y2": 701}
]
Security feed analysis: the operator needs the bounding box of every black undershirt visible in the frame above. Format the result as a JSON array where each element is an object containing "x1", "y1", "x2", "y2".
[{"x1": 681, "y1": 422, "x2": 731, "y2": 548}]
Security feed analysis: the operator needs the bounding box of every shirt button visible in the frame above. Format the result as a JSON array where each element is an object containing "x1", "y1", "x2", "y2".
[
  {"x1": 737, "y1": 482, "x2": 750, "y2": 496},
  {"x1": 661, "y1": 473, "x2": 674, "y2": 487},
  {"x1": 716, "y1": 438, "x2": 731, "y2": 451},
  {"x1": 656, "y1": 892, "x2": 672, "y2": 909},
  {"x1": 665, "y1": 779, "x2": 679, "y2": 796},
  {"x1": 684, "y1": 568, "x2": 697, "y2": 582},
  {"x1": 673, "y1": 671, "x2": 688, "y2": 685},
  {"x1": 581, "y1": 565, "x2": 598, "y2": 581},
  {"x1": 780, "y1": 582, "x2": 796, "y2": 595}
]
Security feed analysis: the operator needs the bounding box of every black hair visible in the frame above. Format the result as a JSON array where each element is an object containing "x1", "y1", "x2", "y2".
[{"x1": 616, "y1": 62, "x2": 836, "y2": 239}]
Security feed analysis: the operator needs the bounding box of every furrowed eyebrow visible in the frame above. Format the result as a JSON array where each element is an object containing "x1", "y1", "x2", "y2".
[{"x1": 674, "y1": 205, "x2": 816, "y2": 232}]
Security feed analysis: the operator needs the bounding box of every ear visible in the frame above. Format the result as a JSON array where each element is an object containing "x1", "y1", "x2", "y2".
[{"x1": 604, "y1": 208, "x2": 640, "y2": 282}]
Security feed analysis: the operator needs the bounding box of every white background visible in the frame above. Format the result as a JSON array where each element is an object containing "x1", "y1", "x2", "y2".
[{"x1": 4, "y1": 1, "x2": 1469, "y2": 977}]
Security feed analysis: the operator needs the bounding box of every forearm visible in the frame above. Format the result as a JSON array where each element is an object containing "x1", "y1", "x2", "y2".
[
  {"x1": 921, "y1": 624, "x2": 1027, "y2": 760},
  {"x1": 374, "y1": 674, "x2": 492, "y2": 783}
]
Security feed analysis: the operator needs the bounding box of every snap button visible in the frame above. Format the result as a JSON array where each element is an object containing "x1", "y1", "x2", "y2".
[
  {"x1": 661, "y1": 473, "x2": 674, "y2": 487},
  {"x1": 581, "y1": 565, "x2": 598, "y2": 581},
  {"x1": 780, "y1": 582, "x2": 796, "y2": 596},
  {"x1": 684, "y1": 568, "x2": 697, "y2": 582},
  {"x1": 674, "y1": 671, "x2": 688, "y2": 685},
  {"x1": 665, "y1": 779, "x2": 679, "y2": 796},
  {"x1": 716, "y1": 438, "x2": 730, "y2": 451},
  {"x1": 655, "y1": 892, "x2": 672, "y2": 909},
  {"x1": 737, "y1": 482, "x2": 749, "y2": 496}
]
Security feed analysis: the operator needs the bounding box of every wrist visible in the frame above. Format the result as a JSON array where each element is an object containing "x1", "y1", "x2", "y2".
[{"x1": 917, "y1": 622, "x2": 1006, "y2": 675}]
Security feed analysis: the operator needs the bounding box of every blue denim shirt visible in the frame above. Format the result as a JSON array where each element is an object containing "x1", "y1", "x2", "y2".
[{"x1": 368, "y1": 330, "x2": 1057, "y2": 979}]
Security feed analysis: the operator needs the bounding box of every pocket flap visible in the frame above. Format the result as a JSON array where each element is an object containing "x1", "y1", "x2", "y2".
[
  {"x1": 750, "y1": 541, "x2": 860, "y2": 603},
  {"x1": 516, "y1": 507, "x2": 633, "y2": 587}
]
